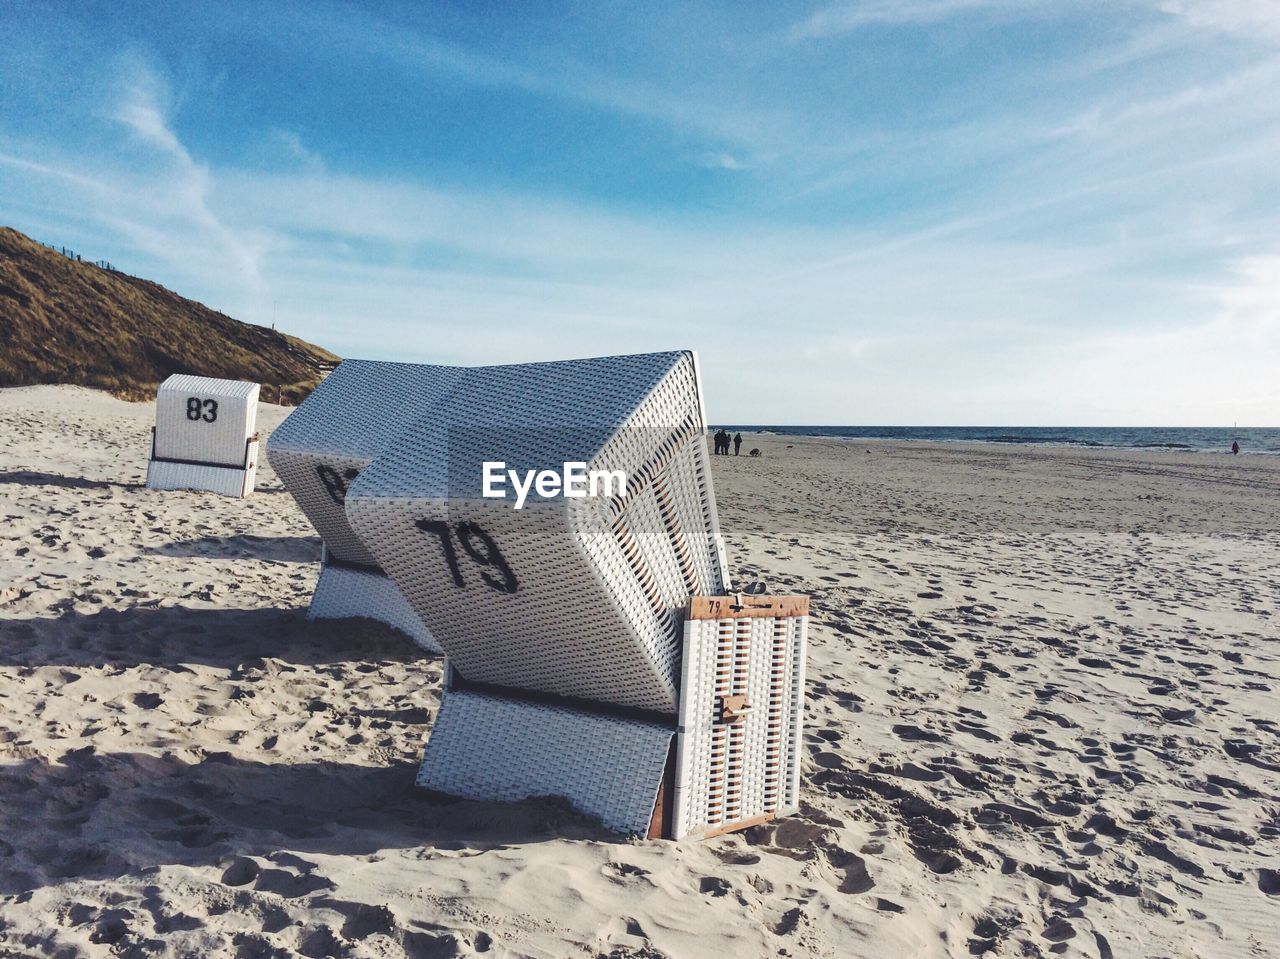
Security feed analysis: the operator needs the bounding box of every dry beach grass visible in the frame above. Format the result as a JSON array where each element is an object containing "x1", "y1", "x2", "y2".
[
  {"x1": 0, "y1": 227, "x2": 338, "y2": 402},
  {"x1": 1, "y1": 386, "x2": 1277, "y2": 957}
]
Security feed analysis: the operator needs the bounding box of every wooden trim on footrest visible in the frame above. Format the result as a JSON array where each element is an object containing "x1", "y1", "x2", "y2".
[
  {"x1": 689, "y1": 595, "x2": 809, "y2": 620},
  {"x1": 647, "y1": 738, "x2": 677, "y2": 839},
  {"x1": 701, "y1": 811, "x2": 777, "y2": 839}
]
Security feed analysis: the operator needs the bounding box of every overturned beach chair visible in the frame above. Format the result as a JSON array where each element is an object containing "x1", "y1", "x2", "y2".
[
  {"x1": 145, "y1": 374, "x2": 260, "y2": 497},
  {"x1": 345, "y1": 350, "x2": 809, "y2": 838},
  {"x1": 266, "y1": 360, "x2": 464, "y2": 653}
]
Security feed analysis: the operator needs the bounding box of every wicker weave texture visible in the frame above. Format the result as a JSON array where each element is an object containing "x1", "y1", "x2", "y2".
[
  {"x1": 145, "y1": 455, "x2": 258, "y2": 498},
  {"x1": 267, "y1": 361, "x2": 465, "y2": 567},
  {"x1": 417, "y1": 689, "x2": 673, "y2": 835},
  {"x1": 152, "y1": 374, "x2": 259, "y2": 467},
  {"x1": 271, "y1": 451, "x2": 380, "y2": 567},
  {"x1": 345, "y1": 351, "x2": 729, "y2": 715},
  {"x1": 309, "y1": 562, "x2": 441, "y2": 653},
  {"x1": 673, "y1": 605, "x2": 808, "y2": 838},
  {"x1": 268, "y1": 360, "x2": 465, "y2": 458}
]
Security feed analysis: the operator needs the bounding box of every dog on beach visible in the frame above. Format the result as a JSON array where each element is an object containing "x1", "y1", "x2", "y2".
[{"x1": 749, "y1": 448, "x2": 761, "y2": 457}]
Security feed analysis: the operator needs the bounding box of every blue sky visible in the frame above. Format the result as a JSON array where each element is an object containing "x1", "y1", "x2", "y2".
[{"x1": 2, "y1": 0, "x2": 1278, "y2": 424}]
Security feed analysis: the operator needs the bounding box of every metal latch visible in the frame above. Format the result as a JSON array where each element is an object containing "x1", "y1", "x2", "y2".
[{"x1": 717, "y1": 694, "x2": 752, "y2": 724}]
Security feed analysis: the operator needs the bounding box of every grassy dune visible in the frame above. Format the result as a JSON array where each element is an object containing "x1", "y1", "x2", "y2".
[{"x1": 0, "y1": 226, "x2": 339, "y2": 402}]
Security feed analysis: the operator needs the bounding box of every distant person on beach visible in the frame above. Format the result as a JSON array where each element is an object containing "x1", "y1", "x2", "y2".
[
  {"x1": 1232, "y1": 440, "x2": 1240, "y2": 455},
  {"x1": 712, "y1": 429, "x2": 725, "y2": 454},
  {"x1": 734, "y1": 432, "x2": 742, "y2": 455}
]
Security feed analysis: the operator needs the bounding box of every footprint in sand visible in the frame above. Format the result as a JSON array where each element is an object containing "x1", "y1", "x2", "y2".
[
  {"x1": 220, "y1": 856, "x2": 259, "y2": 887},
  {"x1": 699, "y1": 876, "x2": 732, "y2": 897}
]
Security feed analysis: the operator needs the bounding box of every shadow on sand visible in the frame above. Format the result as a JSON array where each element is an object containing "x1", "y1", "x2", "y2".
[
  {"x1": 0, "y1": 602, "x2": 606, "y2": 898},
  {"x1": 0, "y1": 748, "x2": 610, "y2": 896},
  {"x1": 0, "y1": 470, "x2": 290, "y2": 495},
  {"x1": 0, "y1": 469, "x2": 145, "y2": 492},
  {"x1": 141, "y1": 534, "x2": 321, "y2": 563},
  {"x1": 0, "y1": 605, "x2": 426, "y2": 670}
]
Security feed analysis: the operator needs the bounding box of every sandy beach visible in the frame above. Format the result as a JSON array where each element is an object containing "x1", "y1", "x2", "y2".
[{"x1": 1, "y1": 384, "x2": 1277, "y2": 958}]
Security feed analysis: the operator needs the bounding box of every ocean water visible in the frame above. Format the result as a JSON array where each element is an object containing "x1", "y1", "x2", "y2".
[{"x1": 716, "y1": 425, "x2": 1280, "y2": 454}]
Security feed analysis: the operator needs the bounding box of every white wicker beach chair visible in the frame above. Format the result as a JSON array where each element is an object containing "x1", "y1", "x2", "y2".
[
  {"x1": 266, "y1": 360, "x2": 464, "y2": 652},
  {"x1": 344, "y1": 351, "x2": 808, "y2": 837},
  {"x1": 145, "y1": 374, "x2": 260, "y2": 497}
]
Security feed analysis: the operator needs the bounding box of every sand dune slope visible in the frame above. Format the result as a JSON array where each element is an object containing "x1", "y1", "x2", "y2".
[{"x1": 1, "y1": 386, "x2": 1277, "y2": 958}]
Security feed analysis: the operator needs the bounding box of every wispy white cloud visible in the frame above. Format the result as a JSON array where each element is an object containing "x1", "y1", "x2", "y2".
[
  {"x1": 1045, "y1": 58, "x2": 1280, "y2": 141},
  {"x1": 1157, "y1": 0, "x2": 1280, "y2": 41},
  {"x1": 1062, "y1": 251, "x2": 1280, "y2": 424},
  {"x1": 113, "y1": 56, "x2": 182, "y2": 154},
  {"x1": 1209, "y1": 252, "x2": 1280, "y2": 340},
  {"x1": 107, "y1": 51, "x2": 267, "y2": 305},
  {"x1": 0, "y1": 152, "x2": 109, "y2": 194},
  {"x1": 266, "y1": 130, "x2": 325, "y2": 174},
  {"x1": 248, "y1": 2, "x2": 777, "y2": 161},
  {"x1": 793, "y1": 0, "x2": 1280, "y2": 44},
  {"x1": 696, "y1": 152, "x2": 750, "y2": 172},
  {"x1": 790, "y1": 0, "x2": 1026, "y2": 40}
]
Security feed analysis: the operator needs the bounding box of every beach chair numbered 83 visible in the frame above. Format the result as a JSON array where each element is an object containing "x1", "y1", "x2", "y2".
[{"x1": 146, "y1": 374, "x2": 260, "y2": 498}]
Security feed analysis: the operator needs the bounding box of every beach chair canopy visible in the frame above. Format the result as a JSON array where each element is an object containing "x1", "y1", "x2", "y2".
[{"x1": 345, "y1": 350, "x2": 729, "y2": 715}]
